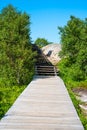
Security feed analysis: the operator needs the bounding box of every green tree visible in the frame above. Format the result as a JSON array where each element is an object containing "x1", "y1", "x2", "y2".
[
  {"x1": 34, "y1": 38, "x2": 52, "y2": 48},
  {"x1": 0, "y1": 5, "x2": 36, "y2": 86},
  {"x1": 58, "y1": 16, "x2": 87, "y2": 81}
]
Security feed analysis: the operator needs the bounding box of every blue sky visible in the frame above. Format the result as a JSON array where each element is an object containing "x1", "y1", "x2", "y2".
[{"x1": 0, "y1": 0, "x2": 87, "y2": 43}]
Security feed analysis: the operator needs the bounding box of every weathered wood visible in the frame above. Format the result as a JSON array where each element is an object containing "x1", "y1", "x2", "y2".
[
  {"x1": 0, "y1": 76, "x2": 84, "y2": 130},
  {"x1": 35, "y1": 65, "x2": 58, "y2": 76}
]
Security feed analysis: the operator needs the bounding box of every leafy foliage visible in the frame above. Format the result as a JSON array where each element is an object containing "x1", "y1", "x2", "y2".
[
  {"x1": 0, "y1": 5, "x2": 37, "y2": 119},
  {"x1": 34, "y1": 38, "x2": 52, "y2": 48},
  {"x1": 0, "y1": 5, "x2": 36, "y2": 86},
  {"x1": 0, "y1": 85, "x2": 26, "y2": 119},
  {"x1": 58, "y1": 16, "x2": 87, "y2": 81},
  {"x1": 58, "y1": 15, "x2": 87, "y2": 130}
]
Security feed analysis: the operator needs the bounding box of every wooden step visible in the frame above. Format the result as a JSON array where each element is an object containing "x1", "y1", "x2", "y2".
[{"x1": 35, "y1": 66, "x2": 57, "y2": 76}]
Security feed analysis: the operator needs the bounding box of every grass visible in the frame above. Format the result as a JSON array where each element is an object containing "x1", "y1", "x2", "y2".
[{"x1": 0, "y1": 85, "x2": 26, "y2": 119}]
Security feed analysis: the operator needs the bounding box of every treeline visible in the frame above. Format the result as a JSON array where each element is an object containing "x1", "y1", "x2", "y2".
[
  {"x1": 34, "y1": 38, "x2": 52, "y2": 48},
  {"x1": 0, "y1": 5, "x2": 36, "y2": 86},
  {"x1": 58, "y1": 16, "x2": 87, "y2": 82},
  {"x1": 58, "y1": 16, "x2": 87, "y2": 129}
]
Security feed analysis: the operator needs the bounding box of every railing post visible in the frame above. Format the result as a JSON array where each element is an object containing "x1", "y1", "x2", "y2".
[
  {"x1": 35, "y1": 66, "x2": 37, "y2": 75},
  {"x1": 54, "y1": 66, "x2": 57, "y2": 76}
]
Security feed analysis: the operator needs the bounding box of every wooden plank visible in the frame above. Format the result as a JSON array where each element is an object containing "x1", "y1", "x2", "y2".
[{"x1": 0, "y1": 76, "x2": 84, "y2": 130}]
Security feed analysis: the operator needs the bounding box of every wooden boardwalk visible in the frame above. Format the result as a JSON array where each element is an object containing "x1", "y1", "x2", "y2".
[{"x1": 0, "y1": 76, "x2": 84, "y2": 130}]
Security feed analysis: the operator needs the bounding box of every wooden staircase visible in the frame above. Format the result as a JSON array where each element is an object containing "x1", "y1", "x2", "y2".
[
  {"x1": 33, "y1": 45, "x2": 58, "y2": 76},
  {"x1": 35, "y1": 65, "x2": 58, "y2": 76}
]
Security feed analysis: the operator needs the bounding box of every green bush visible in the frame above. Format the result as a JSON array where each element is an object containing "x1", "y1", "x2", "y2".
[
  {"x1": 0, "y1": 85, "x2": 26, "y2": 119},
  {"x1": 68, "y1": 64, "x2": 85, "y2": 81},
  {"x1": 0, "y1": 5, "x2": 36, "y2": 86}
]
